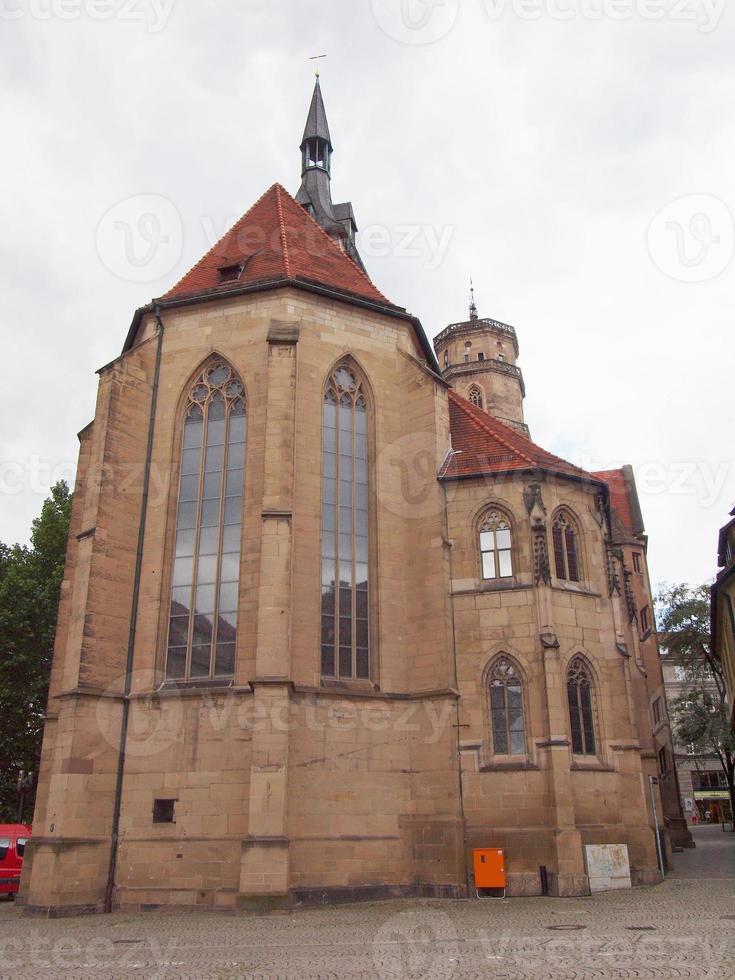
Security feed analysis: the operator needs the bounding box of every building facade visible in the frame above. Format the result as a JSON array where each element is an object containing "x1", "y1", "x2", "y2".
[
  {"x1": 20, "y1": 80, "x2": 687, "y2": 914},
  {"x1": 713, "y1": 508, "x2": 735, "y2": 736},
  {"x1": 660, "y1": 649, "x2": 733, "y2": 824}
]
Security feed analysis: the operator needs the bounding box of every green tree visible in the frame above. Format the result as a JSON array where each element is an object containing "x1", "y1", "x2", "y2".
[
  {"x1": 658, "y1": 583, "x2": 735, "y2": 823},
  {"x1": 0, "y1": 482, "x2": 72, "y2": 822}
]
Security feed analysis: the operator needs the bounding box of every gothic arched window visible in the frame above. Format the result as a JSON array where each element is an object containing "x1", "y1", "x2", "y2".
[
  {"x1": 468, "y1": 385, "x2": 484, "y2": 409},
  {"x1": 567, "y1": 656, "x2": 597, "y2": 756},
  {"x1": 480, "y1": 510, "x2": 513, "y2": 580},
  {"x1": 488, "y1": 656, "x2": 526, "y2": 755},
  {"x1": 321, "y1": 363, "x2": 370, "y2": 680},
  {"x1": 166, "y1": 361, "x2": 246, "y2": 681},
  {"x1": 552, "y1": 510, "x2": 581, "y2": 583}
]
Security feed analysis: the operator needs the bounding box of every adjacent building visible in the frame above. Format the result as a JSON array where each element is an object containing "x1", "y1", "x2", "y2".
[
  {"x1": 660, "y1": 649, "x2": 731, "y2": 824},
  {"x1": 713, "y1": 507, "x2": 735, "y2": 735},
  {"x1": 19, "y1": 79, "x2": 688, "y2": 914}
]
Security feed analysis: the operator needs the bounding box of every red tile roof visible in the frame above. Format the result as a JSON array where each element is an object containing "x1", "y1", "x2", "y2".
[
  {"x1": 592, "y1": 469, "x2": 636, "y2": 534},
  {"x1": 443, "y1": 390, "x2": 596, "y2": 481},
  {"x1": 164, "y1": 183, "x2": 392, "y2": 307}
]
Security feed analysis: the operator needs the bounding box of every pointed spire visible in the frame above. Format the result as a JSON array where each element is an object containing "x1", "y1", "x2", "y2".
[
  {"x1": 301, "y1": 77, "x2": 332, "y2": 152},
  {"x1": 469, "y1": 278, "x2": 478, "y2": 320},
  {"x1": 296, "y1": 74, "x2": 366, "y2": 271}
]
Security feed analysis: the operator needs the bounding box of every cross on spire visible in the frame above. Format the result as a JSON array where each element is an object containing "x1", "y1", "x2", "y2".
[{"x1": 309, "y1": 53, "x2": 327, "y2": 77}]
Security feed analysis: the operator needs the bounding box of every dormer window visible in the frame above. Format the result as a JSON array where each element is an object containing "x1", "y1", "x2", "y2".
[{"x1": 218, "y1": 263, "x2": 243, "y2": 283}]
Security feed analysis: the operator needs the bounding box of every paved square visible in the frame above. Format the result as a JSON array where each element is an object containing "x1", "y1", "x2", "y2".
[{"x1": 3, "y1": 827, "x2": 733, "y2": 979}]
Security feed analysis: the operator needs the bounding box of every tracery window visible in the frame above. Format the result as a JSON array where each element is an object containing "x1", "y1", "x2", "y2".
[
  {"x1": 321, "y1": 363, "x2": 369, "y2": 680},
  {"x1": 566, "y1": 656, "x2": 597, "y2": 756},
  {"x1": 468, "y1": 385, "x2": 484, "y2": 409},
  {"x1": 488, "y1": 656, "x2": 526, "y2": 755},
  {"x1": 165, "y1": 361, "x2": 246, "y2": 680},
  {"x1": 552, "y1": 510, "x2": 581, "y2": 583},
  {"x1": 480, "y1": 510, "x2": 513, "y2": 579}
]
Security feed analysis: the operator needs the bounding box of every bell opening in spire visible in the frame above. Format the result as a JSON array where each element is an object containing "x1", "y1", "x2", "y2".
[{"x1": 302, "y1": 136, "x2": 331, "y2": 176}]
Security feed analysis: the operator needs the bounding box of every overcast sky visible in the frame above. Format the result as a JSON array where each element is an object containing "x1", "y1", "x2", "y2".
[{"x1": 1, "y1": 0, "x2": 733, "y2": 590}]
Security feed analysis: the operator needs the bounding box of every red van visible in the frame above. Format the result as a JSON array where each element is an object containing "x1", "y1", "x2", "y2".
[{"x1": 0, "y1": 825, "x2": 31, "y2": 897}]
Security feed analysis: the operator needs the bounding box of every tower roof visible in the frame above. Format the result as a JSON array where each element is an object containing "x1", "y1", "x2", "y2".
[
  {"x1": 162, "y1": 183, "x2": 390, "y2": 306},
  {"x1": 301, "y1": 77, "x2": 332, "y2": 149}
]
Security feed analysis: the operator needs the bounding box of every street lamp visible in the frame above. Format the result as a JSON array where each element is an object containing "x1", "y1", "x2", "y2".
[{"x1": 16, "y1": 771, "x2": 34, "y2": 825}]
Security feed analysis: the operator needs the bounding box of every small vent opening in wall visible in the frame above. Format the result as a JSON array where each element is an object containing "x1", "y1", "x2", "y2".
[{"x1": 153, "y1": 799, "x2": 176, "y2": 824}]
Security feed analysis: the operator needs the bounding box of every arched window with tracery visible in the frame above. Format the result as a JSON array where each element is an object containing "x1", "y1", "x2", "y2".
[
  {"x1": 567, "y1": 656, "x2": 597, "y2": 756},
  {"x1": 488, "y1": 656, "x2": 526, "y2": 755},
  {"x1": 480, "y1": 509, "x2": 513, "y2": 580},
  {"x1": 321, "y1": 362, "x2": 370, "y2": 680},
  {"x1": 165, "y1": 360, "x2": 246, "y2": 680},
  {"x1": 552, "y1": 509, "x2": 581, "y2": 583},
  {"x1": 468, "y1": 385, "x2": 484, "y2": 409}
]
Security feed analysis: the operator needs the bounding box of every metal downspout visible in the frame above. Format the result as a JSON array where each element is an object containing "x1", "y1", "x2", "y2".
[{"x1": 104, "y1": 311, "x2": 165, "y2": 913}]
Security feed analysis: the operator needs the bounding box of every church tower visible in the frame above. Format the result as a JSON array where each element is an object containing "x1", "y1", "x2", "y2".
[{"x1": 433, "y1": 286, "x2": 528, "y2": 437}]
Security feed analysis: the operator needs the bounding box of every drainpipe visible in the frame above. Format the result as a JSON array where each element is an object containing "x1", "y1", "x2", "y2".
[
  {"x1": 649, "y1": 776, "x2": 666, "y2": 878},
  {"x1": 104, "y1": 310, "x2": 165, "y2": 913},
  {"x1": 442, "y1": 480, "x2": 470, "y2": 898}
]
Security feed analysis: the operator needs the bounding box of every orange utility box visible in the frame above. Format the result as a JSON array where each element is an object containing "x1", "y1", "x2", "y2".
[{"x1": 473, "y1": 848, "x2": 506, "y2": 895}]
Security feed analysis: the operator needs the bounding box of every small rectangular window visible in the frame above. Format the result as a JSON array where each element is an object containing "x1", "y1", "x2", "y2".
[
  {"x1": 641, "y1": 606, "x2": 651, "y2": 635},
  {"x1": 652, "y1": 697, "x2": 662, "y2": 725},
  {"x1": 16, "y1": 838, "x2": 28, "y2": 857},
  {"x1": 477, "y1": 352, "x2": 485, "y2": 361},
  {"x1": 658, "y1": 746, "x2": 668, "y2": 775},
  {"x1": 153, "y1": 799, "x2": 176, "y2": 824},
  {"x1": 633, "y1": 552, "x2": 642, "y2": 573}
]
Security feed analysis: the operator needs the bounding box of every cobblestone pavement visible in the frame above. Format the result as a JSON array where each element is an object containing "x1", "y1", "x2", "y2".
[{"x1": 1, "y1": 830, "x2": 732, "y2": 979}]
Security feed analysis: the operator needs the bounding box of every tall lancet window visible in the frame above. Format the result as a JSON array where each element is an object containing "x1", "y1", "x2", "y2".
[
  {"x1": 166, "y1": 361, "x2": 246, "y2": 681},
  {"x1": 321, "y1": 363, "x2": 369, "y2": 681}
]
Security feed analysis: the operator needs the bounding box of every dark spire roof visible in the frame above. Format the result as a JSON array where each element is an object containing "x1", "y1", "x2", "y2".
[
  {"x1": 301, "y1": 78, "x2": 332, "y2": 150},
  {"x1": 295, "y1": 76, "x2": 365, "y2": 271}
]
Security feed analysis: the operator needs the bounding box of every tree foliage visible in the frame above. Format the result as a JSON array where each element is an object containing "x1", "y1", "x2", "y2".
[
  {"x1": 0, "y1": 482, "x2": 72, "y2": 822},
  {"x1": 658, "y1": 582, "x2": 735, "y2": 820}
]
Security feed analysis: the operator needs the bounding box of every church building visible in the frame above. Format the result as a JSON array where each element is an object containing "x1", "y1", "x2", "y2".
[{"x1": 20, "y1": 79, "x2": 689, "y2": 914}]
